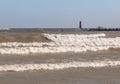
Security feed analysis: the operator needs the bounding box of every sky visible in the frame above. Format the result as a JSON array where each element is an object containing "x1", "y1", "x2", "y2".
[{"x1": 0, "y1": 0, "x2": 120, "y2": 28}]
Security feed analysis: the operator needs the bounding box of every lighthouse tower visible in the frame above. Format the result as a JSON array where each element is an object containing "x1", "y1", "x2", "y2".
[{"x1": 79, "y1": 21, "x2": 82, "y2": 29}]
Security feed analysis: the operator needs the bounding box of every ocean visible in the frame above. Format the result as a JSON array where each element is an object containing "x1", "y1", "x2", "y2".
[{"x1": 0, "y1": 29, "x2": 120, "y2": 84}]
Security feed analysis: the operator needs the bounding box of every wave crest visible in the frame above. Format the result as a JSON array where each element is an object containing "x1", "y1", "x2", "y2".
[
  {"x1": 0, "y1": 61, "x2": 120, "y2": 72},
  {"x1": 0, "y1": 33, "x2": 120, "y2": 54}
]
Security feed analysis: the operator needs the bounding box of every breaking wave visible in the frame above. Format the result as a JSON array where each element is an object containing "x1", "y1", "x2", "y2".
[
  {"x1": 0, "y1": 61, "x2": 120, "y2": 72},
  {"x1": 0, "y1": 33, "x2": 120, "y2": 54}
]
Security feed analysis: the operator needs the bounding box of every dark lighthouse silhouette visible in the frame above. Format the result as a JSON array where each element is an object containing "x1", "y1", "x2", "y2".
[{"x1": 79, "y1": 21, "x2": 82, "y2": 29}]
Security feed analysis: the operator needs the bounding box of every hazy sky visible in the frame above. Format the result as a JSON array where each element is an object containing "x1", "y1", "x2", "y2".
[{"x1": 0, "y1": 0, "x2": 120, "y2": 28}]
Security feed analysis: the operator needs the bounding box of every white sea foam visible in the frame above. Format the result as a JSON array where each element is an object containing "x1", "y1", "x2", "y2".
[
  {"x1": 0, "y1": 61, "x2": 120, "y2": 72},
  {"x1": 0, "y1": 33, "x2": 120, "y2": 54},
  {"x1": 0, "y1": 42, "x2": 55, "y2": 47}
]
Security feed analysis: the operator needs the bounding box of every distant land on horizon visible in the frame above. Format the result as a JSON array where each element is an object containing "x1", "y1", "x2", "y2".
[{"x1": 0, "y1": 27, "x2": 120, "y2": 31}]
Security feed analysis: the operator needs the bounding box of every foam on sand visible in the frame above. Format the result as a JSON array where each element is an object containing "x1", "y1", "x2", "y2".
[
  {"x1": 0, "y1": 61, "x2": 120, "y2": 72},
  {"x1": 0, "y1": 33, "x2": 120, "y2": 54}
]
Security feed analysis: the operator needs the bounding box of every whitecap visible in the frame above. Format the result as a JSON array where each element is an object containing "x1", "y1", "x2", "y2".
[
  {"x1": 0, "y1": 61, "x2": 120, "y2": 72},
  {"x1": 0, "y1": 33, "x2": 120, "y2": 54}
]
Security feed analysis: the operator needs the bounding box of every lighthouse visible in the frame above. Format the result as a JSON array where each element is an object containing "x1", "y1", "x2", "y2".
[{"x1": 79, "y1": 21, "x2": 82, "y2": 29}]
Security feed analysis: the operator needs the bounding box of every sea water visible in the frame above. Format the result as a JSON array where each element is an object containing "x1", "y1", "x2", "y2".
[{"x1": 0, "y1": 32, "x2": 120, "y2": 72}]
